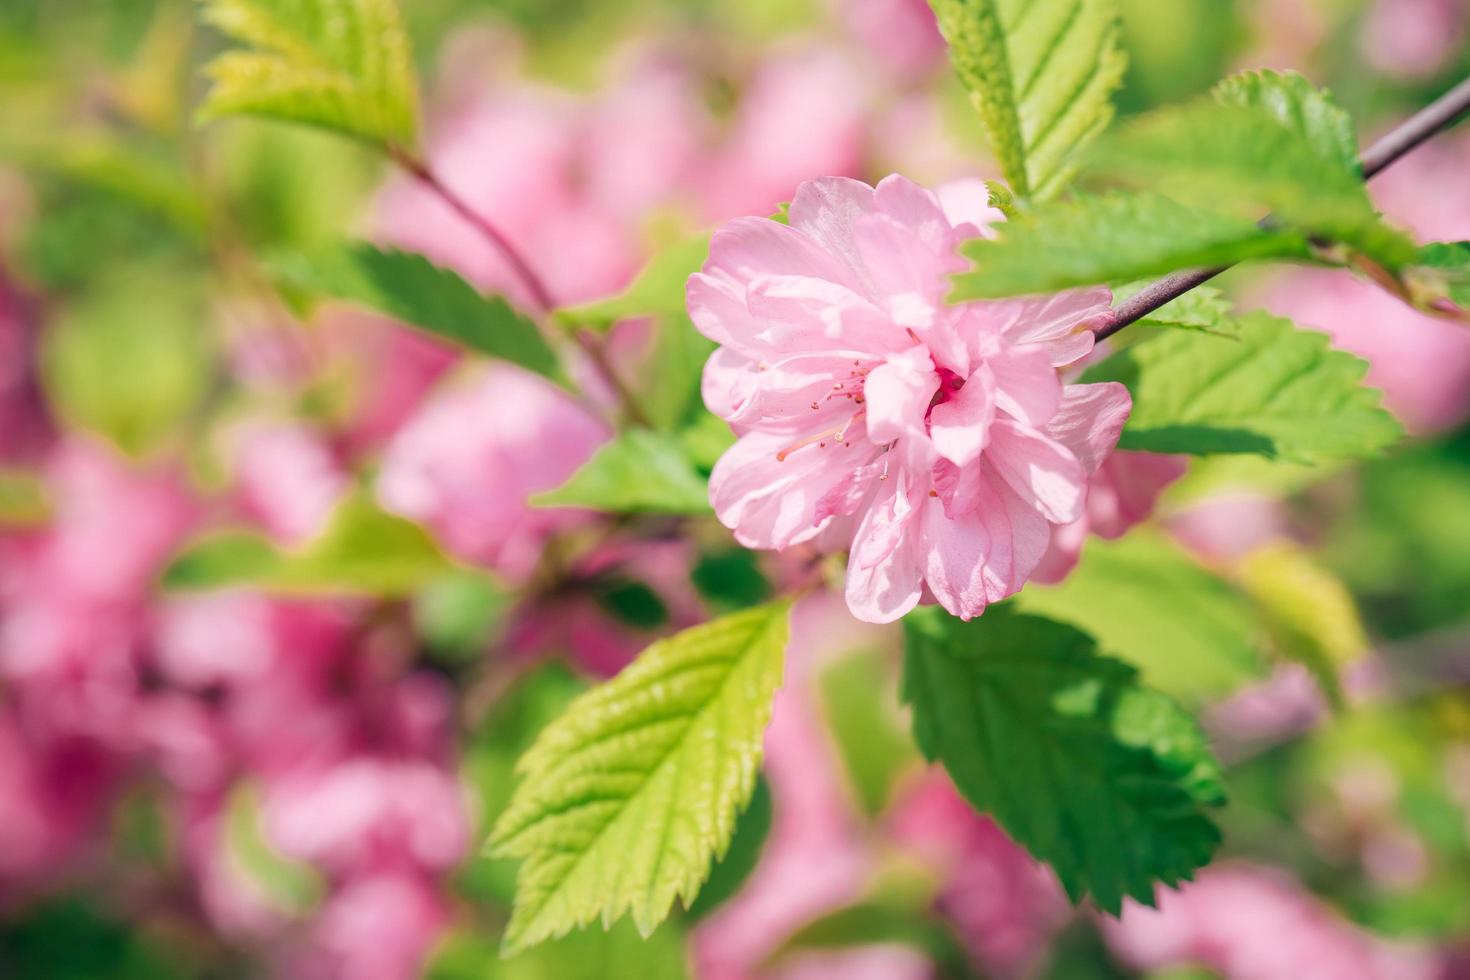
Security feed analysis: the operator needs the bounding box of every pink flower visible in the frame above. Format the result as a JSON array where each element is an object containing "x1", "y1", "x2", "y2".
[
  {"x1": 1102, "y1": 863, "x2": 1444, "y2": 980},
  {"x1": 688, "y1": 175, "x2": 1125, "y2": 623},
  {"x1": 839, "y1": 0, "x2": 945, "y2": 81},
  {"x1": 230, "y1": 421, "x2": 348, "y2": 546},
  {"x1": 376, "y1": 364, "x2": 609, "y2": 579},
  {"x1": 889, "y1": 773, "x2": 1069, "y2": 979},
  {"x1": 1033, "y1": 450, "x2": 1188, "y2": 583}
]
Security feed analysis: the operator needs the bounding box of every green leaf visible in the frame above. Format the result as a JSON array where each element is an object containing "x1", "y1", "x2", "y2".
[
  {"x1": 685, "y1": 777, "x2": 773, "y2": 919},
  {"x1": 1079, "y1": 311, "x2": 1402, "y2": 461},
  {"x1": 532, "y1": 429, "x2": 712, "y2": 515},
  {"x1": 555, "y1": 235, "x2": 709, "y2": 331},
  {"x1": 1016, "y1": 531, "x2": 1266, "y2": 702},
  {"x1": 272, "y1": 243, "x2": 564, "y2": 383},
  {"x1": 950, "y1": 192, "x2": 1310, "y2": 299},
  {"x1": 196, "y1": 0, "x2": 419, "y2": 148},
  {"x1": 901, "y1": 603, "x2": 1225, "y2": 912},
  {"x1": 1116, "y1": 281, "x2": 1234, "y2": 333},
  {"x1": 489, "y1": 601, "x2": 793, "y2": 953},
  {"x1": 1213, "y1": 69, "x2": 1357, "y2": 173},
  {"x1": 1416, "y1": 241, "x2": 1470, "y2": 307},
  {"x1": 428, "y1": 919, "x2": 689, "y2": 980},
  {"x1": 1236, "y1": 542, "x2": 1367, "y2": 710},
  {"x1": 928, "y1": 0, "x2": 1128, "y2": 200},
  {"x1": 40, "y1": 270, "x2": 213, "y2": 458},
  {"x1": 1088, "y1": 101, "x2": 1416, "y2": 270},
  {"x1": 818, "y1": 650, "x2": 918, "y2": 817},
  {"x1": 556, "y1": 236, "x2": 715, "y2": 430},
  {"x1": 162, "y1": 491, "x2": 459, "y2": 596}
]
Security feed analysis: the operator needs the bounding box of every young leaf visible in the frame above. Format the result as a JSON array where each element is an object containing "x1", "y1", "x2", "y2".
[
  {"x1": 1212, "y1": 69, "x2": 1358, "y2": 174},
  {"x1": 531, "y1": 429, "x2": 712, "y2": 515},
  {"x1": 902, "y1": 603, "x2": 1225, "y2": 912},
  {"x1": 1089, "y1": 102, "x2": 1416, "y2": 270},
  {"x1": 489, "y1": 601, "x2": 793, "y2": 953},
  {"x1": 1016, "y1": 531, "x2": 1266, "y2": 702},
  {"x1": 162, "y1": 491, "x2": 459, "y2": 596},
  {"x1": 928, "y1": 0, "x2": 1128, "y2": 200},
  {"x1": 1080, "y1": 311, "x2": 1402, "y2": 462},
  {"x1": 272, "y1": 243, "x2": 564, "y2": 384},
  {"x1": 951, "y1": 192, "x2": 1310, "y2": 299},
  {"x1": 196, "y1": 0, "x2": 419, "y2": 149}
]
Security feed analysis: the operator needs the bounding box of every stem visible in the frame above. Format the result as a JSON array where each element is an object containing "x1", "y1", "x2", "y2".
[
  {"x1": 1096, "y1": 75, "x2": 1470, "y2": 341},
  {"x1": 390, "y1": 146, "x2": 652, "y2": 426},
  {"x1": 390, "y1": 147, "x2": 556, "y2": 312}
]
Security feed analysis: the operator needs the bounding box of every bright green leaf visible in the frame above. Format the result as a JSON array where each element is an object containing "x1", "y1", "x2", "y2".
[
  {"x1": 1016, "y1": 531, "x2": 1266, "y2": 702},
  {"x1": 489, "y1": 601, "x2": 792, "y2": 953},
  {"x1": 1080, "y1": 311, "x2": 1402, "y2": 461},
  {"x1": 162, "y1": 491, "x2": 459, "y2": 596},
  {"x1": 1213, "y1": 69, "x2": 1358, "y2": 174},
  {"x1": 272, "y1": 243, "x2": 564, "y2": 384},
  {"x1": 951, "y1": 192, "x2": 1310, "y2": 299},
  {"x1": 196, "y1": 0, "x2": 419, "y2": 148},
  {"x1": 1237, "y1": 541, "x2": 1367, "y2": 709},
  {"x1": 1089, "y1": 102, "x2": 1416, "y2": 270},
  {"x1": 685, "y1": 777, "x2": 773, "y2": 919},
  {"x1": 532, "y1": 429, "x2": 711, "y2": 515},
  {"x1": 902, "y1": 603, "x2": 1225, "y2": 912},
  {"x1": 928, "y1": 0, "x2": 1128, "y2": 199}
]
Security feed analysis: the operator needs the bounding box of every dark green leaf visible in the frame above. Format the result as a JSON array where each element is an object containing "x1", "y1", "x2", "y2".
[
  {"x1": 272, "y1": 243, "x2": 563, "y2": 383},
  {"x1": 902, "y1": 603, "x2": 1225, "y2": 912}
]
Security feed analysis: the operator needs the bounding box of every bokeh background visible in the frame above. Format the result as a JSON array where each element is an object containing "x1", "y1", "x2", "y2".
[{"x1": 2, "y1": 0, "x2": 1470, "y2": 977}]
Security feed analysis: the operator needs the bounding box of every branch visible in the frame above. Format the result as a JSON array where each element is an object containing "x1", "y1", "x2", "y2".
[{"x1": 1096, "y1": 75, "x2": 1470, "y2": 341}]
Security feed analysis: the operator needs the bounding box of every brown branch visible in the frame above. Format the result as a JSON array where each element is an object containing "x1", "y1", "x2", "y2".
[{"x1": 1094, "y1": 75, "x2": 1470, "y2": 342}]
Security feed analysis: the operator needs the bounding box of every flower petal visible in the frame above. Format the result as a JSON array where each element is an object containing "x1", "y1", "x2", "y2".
[
  {"x1": 1042, "y1": 382, "x2": 1133, "y2": 474},
  {"x1": 987, "y1": 418, "x2": 1088, "y2": 525},
  {"x1": 845, "y1": 480, "x2": 925, "y2": 623},
  {"x1": 989, "y1": 344, "x2": 1063, "y2": 427},
  {"x1": 710, "y1": 430, "x2": 876, "y2": 550},
  {"x1": 922, "y1": 466, "x2": 1050, "y2": 620},
  {"x1": 864, "y1": 347, "x2": 938, "y2": 445},
  {"x1": 929, "y1": 365, "x2": 996, "y2": 467}
]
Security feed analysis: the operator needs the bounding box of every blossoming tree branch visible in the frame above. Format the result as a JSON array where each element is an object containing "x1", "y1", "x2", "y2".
[{"x1": 180, "y1": 0, "x2": 1470, "y2": 957}]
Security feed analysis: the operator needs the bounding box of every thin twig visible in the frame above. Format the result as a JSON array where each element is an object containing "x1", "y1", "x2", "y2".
[
  {"x1": 1095, "y1": 75, "x2": 1470, "y2": 342},
  {"x1": 389, "y1": 146, "x2": 652, "y2": 426},
  {"x1": 389, "y1": 146, "x2": 556, "y2": 312}
]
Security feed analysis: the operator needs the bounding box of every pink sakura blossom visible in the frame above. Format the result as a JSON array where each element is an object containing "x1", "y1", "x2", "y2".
[
  {"x1": 376, "y1": 364, "x2": 609, "y2": 580},
  {"x1": 689, "y1": 174, "x2": 1125, "y2": 623},
  {"x1": 1101, "y1": 863, "x2": 1444, "y2": 980}
]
